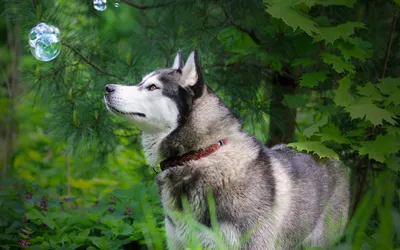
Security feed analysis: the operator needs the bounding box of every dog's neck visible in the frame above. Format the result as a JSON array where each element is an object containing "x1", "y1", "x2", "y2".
[
  {"x1": 142, "y1": 131, "x2": 172, "y2": 167},
  {"x1": 142, "y1": 87, "x2": 241, "y2": 167}
]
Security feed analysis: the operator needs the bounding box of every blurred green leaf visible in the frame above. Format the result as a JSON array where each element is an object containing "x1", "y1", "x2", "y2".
[
  {"x1": 288, "y1": 141, "x2": 339, "y2": 159},
  {"x1": 303, "y1": 116, "x2": 328, "y2": 137},
  {"x1": 314, "y1": 22, "x2": 365, "y2": 44},
  {"x1": 299, "y1": 71, "x2": 328, "y2": 88},
  {"x1": 357, "y1": 135, "x2": 400, "y2": 163},
  {"x1": 334, "y1": 75, "x2": 356, "y2": 107}
]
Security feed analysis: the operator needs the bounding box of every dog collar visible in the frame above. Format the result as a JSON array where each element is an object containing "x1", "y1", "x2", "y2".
[{"x1": 160, "y1": 139, "x2": 227, "y2": 172}]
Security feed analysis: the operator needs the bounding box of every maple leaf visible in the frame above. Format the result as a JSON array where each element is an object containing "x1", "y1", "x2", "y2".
[
  {"x1": 283, "y1": 94, "x2": 308, "y2": 108},
  {"x1": 357, "y1": 135, "x2": 400, "y2": 163},
  {"x1": 345, "y1": 103, "x2": 396, "y2": 125},
  {"x1": 288, "y1": 141, "x2": 339, "y2": 159},
  {"x1": 385, "y1": 92, "x2": 400, "y2": 106},
  {"x1": 314, "y1": 22, "x2": 365, "y2": 44},
  {"x1": 378, "y1": 77, "x2": 400, "y2": 95},
  {"x1": 299, "y1": 71, "x2": 328, "y2": 88},
  {"x1": 321, "y1": 53, "x2": 354, "y2": 73},
  {"x1": 357, "y1": 82, "x2": 382, "y2": 101},
  {"x1": 337, "y1": 37, "x2": 372, "y2": 62},
  {"x1": 316, "y1": 123, "x2": 351, "y2": 144},
  {"x1": 303, "y1": 116, "x2": 329, "y2": 137},
  {"x1": 292, "y1": 58, "x2": 315, "y2": 68},
  {"x1": 387, "y1": 156, "x2": 400, "y2": 172},
  {"x1": 265, "y1": 2, "x2": 319, "y2": 36},
  {"x1": 334, "y1": 75, "x2": 356, "y2": 107}
]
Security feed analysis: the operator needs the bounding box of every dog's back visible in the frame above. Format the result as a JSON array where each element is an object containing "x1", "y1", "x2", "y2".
[{"x1": 268, "y1": 145, "x2": 349, "y2": 249}]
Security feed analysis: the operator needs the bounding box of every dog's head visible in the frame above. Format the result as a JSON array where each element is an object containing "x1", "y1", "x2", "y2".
[{"x1": 104, "y1": 50, "x2": 204, "y2": 134}]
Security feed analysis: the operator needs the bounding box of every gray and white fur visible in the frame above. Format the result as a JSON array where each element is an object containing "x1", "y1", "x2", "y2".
[{"x1": 104, "y1": 50, "x2": 350, "y2": 250}]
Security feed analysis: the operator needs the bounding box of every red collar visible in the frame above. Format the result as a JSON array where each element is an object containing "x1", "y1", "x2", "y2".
[{"x1": 160, "y1": 139, "x2": 227, "y2": 171}]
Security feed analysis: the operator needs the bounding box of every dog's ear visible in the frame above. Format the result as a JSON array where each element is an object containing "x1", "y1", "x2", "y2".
[
  {"x1": 180, "y1": 50, "x2": 204, "y2": 97},
  {"x1": 172, "y1": 50, "x2": 184, "y2": 70}
]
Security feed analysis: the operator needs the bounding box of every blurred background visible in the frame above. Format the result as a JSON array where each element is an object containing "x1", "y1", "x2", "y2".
[{"x1": 0, "y1": 0, "x2": 399, "y2": 249}]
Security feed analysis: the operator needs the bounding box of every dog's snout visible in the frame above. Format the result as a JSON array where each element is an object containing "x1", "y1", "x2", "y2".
[{"x1": 105, "y1": 84, "x2": 116, "y2": 94}]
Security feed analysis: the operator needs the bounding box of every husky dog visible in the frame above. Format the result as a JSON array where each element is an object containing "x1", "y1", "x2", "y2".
[{"x1": 104, "y1": 50, "x2": 349, "y2": 250}]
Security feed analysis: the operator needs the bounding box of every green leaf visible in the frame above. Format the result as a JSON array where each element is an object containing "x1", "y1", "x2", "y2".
[
  {"x1": 321, "y1": 53, "x2": 354, "y2": 73},
  {"x1": 303, "y1": 116, "x2": 328, "y2": 137},
  {"x1": 283, "y1": 94, "x2": 308, "y2": 108},
  {"x1": 30, "y1": 236, "x2": 44, "y2": 244},
  {"x1": 378, "y1": 77, "x2": 400, "y2": 95},
  {"x1": 386, "y1": 91, "x2": 400, "y2": 106},
  {"x1": 387, "y1": 155, "x2": 400, "y2": 172},
  {"x1": 112, "y1": 223, "x2": 133, "y2": 236},
  {"x1": 334, "y1": 75, "x2": 355, "y2": 107},
  {"x1": 218, "y1": 27, "x2": 259, "y2": 55},
  {"x1": 299, "y1": 71, "x2": 328, "y2": 88},
  {"x1": 288, "y1": 141, "x2": 339, "y2": 159},
  {"x1": 357, "y1": 82, "x2": 382, "y2": 100},
  {"x1": 43, "y1": 216, "x2": 55, "y2": 230},
  {"x1": 291, "y1": 58, "x2": 315, "y2": 68},
  {"x1": 316, "y1": 123, "x2": 351, "y2": 144},
  {"x1": 315, "y1": 0, "x2": 356, "y2": 7},
  {"x1": 357, "y1": 135, "x2": 400, "y2": 163},
  {"x1": 90, "y1": 237, "x2": 111, "y2": 250},
  {"x1": 345, "y1": 103, "x2": 396, "y2": 125},
  {"x1": 26, "y1": 209, "x2": 44, "y2": 221},
  {"x1": 265, "y1": 2, "x2": 319, "y2": 36},
  {"x1": 337, "y1": 38, "x2": 371, "y2": 62},
  {"x1": 314, "y1": 22, "x2": 365, "y2": 44},
  {"x1": 79, "y1": 228, "x2": 91, "y2": 237}
]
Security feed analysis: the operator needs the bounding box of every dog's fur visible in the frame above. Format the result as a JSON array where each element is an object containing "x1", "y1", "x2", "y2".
[{"x1": 104, "y1": 50, "x2": 349, "y2": 250}]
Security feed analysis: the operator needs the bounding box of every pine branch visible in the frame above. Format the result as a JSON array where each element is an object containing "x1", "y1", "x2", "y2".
[
  {"x1": 222, "y1": 7, "x2": 261, "y2": 45},
  {"x1": 120, "y1": 0, "x2": 176, "y2": 10},
  {"x1": 36, "y1": 63, "x2": 78, "y2": 82},
  {"x1": 62, "y1": 42, "x2": 121, "y2": 79},
  {"x1": 381, "y1": 4, "x2": 399, "y2": 79}
]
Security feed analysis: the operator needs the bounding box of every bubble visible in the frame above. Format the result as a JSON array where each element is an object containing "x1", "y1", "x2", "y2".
[
  {"x1": 29, "y1": 23, "x2": 61, "y2": 62},
  {"x1": 93, "y1": 0, "x2": 107, "y2": 11},
  {"x1": 114, "y1": 0, "x2": 120, "y2": 7}
]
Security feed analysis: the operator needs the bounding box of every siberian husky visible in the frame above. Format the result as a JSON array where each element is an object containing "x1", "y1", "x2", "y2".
[{"x1": 104, "y1": 50, "x2": 349, "y2": 250}]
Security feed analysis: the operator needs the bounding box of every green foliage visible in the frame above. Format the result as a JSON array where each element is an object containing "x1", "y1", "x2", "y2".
[
  {"x1": 0, "y1": 180, "x2": 164, "y2": 249},
  {"x1": 288, "y1": 141, "x2": 339, "y2": 159},
  {"x1": 299, "y1": 71, "x2": 328, "y2": 88},
  {"x1": 1, "y1": 0, "x2": 399, "y2": 249}
]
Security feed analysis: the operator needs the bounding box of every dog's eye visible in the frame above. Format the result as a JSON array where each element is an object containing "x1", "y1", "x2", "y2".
[{"x1": 148, "y1": 84, "x2": 159, "y2": 91}]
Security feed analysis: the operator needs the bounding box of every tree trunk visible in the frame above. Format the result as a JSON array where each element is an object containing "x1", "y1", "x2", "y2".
[
  {"x1": 1, "y1": 18, "x2": 21, "y2": 180},
  {"x1": 267, "y1": 73, "x2": 297, "y2": 147}
]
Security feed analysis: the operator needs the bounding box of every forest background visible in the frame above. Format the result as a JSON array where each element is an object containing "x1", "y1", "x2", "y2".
[{"x1": 0, "y1": 0, "x2": 399, "y2": 249}]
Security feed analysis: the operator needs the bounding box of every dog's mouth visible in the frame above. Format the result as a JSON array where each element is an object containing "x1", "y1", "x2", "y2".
[{"x1": 107, "y1": 103, "x2": 146, "y2": 118}]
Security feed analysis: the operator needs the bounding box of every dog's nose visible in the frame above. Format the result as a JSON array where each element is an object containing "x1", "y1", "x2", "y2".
[{"x1": 104, "y1": 84, "x2": 116, "y2": 94}]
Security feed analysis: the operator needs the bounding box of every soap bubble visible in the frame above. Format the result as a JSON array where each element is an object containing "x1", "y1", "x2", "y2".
[
  {"x1": 93, "y1": 0, "x2": 107, "y2": 11},
  {"x1": 114, "y1": 0, "x2": 120, "y2": 7},
  {"x1": 29, "y1": 23, "x2": 61, "y2": 62}
]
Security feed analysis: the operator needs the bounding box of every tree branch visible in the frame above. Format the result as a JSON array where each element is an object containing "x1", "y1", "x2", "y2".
[
  {"x1": 120, "y1": 0, "x2": 176, "y2": 10},
  {"x1": 36, "y1": 63, "x2": 78, "y2": 82},
  {"x1": 63, "y1": 42, "x2": 121, "y2": 79},
  {"x1": 381, "y1": 4, "x2": 399, "y2": 78},
  {"x1": 222, "y1": 8, "x2": 261, "y2": 45}
]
